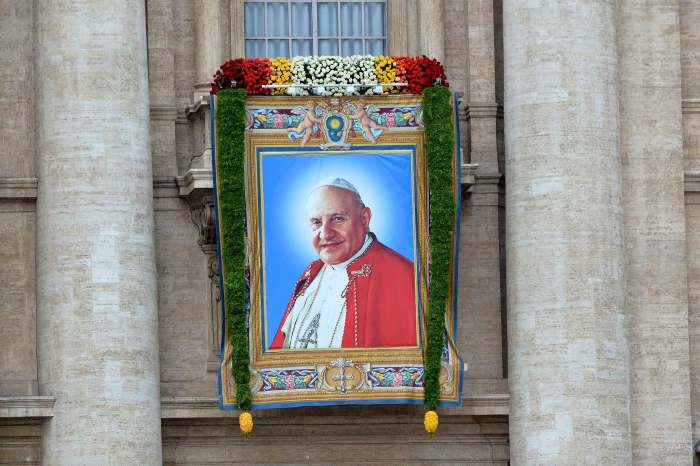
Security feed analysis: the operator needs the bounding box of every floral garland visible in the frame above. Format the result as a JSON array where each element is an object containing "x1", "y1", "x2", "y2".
[{"x1": 211, "y1": 55, "x2": 448, "y2": 95}]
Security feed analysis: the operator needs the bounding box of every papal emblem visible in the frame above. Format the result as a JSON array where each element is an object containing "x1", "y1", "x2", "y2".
[{"x1": 320, "y1": 113, "x2": 351, "y2": 150}]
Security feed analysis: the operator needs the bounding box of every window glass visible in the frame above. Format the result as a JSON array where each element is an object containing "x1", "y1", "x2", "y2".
[
  {"x1": 318, "y1": 38, "x2": 339, "y2": 55},
  {"x1": 291, "y1": 3, "x2": 312, "y2": 37},
  {"x1": 366, "y1": 39, "x2": 384, "y2": 56},
  {"x1": 340, "y1": 3, "x2": 362, "y2": 37},
  {"x1": 245, "y1": 39, "x2": 266, "y2": 57},
  {"x1": 365, "y1": 2, "x2": 385, "y2": 36},
  {"x1": 268, "y1": 39, "x2": 290, "y2": 56},
  {"x1": 292, "y1": 39, "x2": 313, "y2": 56},
  {"x1": 317, "y1": 2, "x2": 338, "y2": 37},
  {"x1": 244, "y1": 1, "x2": 386, "y2": 57},
  {"x1": 267, "y1": 3, "x2": 289, "y2": 37},
  {"x1": 244, "y1": 3, "x2": 265, "y2": 37},
  {"x1": 341, "y1": 39, "x2": 363, "y2": 56}
]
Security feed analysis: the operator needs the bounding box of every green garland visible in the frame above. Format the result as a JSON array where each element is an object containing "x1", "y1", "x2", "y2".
[
  {"x1": 215, "y1": 89, "x2": 252, "y2": 411},
  {"x1": 422, "y1": 86, "x2": 456, "y2": 411}
]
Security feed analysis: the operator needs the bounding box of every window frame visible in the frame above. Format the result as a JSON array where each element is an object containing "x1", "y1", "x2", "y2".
[{"x1": 244, "y1": 0, "x2": 387, "y2": 58}]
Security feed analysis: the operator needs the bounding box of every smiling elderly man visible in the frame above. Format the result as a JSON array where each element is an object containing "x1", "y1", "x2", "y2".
[{"x1": 270, "y1": 177, "x2": 417, "y2": 350}]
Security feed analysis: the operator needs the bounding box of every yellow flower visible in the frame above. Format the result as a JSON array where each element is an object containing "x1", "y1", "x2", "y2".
[
  {"x1": 374, "y1": 55, "x2": 398, "y2": 93},
  {"x1": 424, "y1": 410, "x2": 439, "y2": 436},
  {"x1": 239, "y1": 411, "x2": 254, "y2": 438},
  {"x1": 268, "y1": 376, "x2": 277, "y2": 384},
  {"x1": 256, "y1": 114, "x2": 267, "y2": 122},
  {"x1": 270, "y1": 57, "x2": 292, "y2": 95}
]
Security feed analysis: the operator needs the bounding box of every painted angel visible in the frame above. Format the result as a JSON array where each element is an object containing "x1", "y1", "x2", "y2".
[
  {"x1": 346, "y1": 102, "x2": 384, "y2": 143},
  {"x1": 288, "y1": 102, "x2": 324, "y2": 146}
]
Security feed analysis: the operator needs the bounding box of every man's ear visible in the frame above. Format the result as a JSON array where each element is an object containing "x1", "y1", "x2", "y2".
[{"x1": 361, "y1": 207, "x2": 372, "y2": 230}]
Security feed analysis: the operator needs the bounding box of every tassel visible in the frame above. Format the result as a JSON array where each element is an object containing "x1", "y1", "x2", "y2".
[
  {"x1": 239, "y1": 411, "x2": 253, "y2": 438},
  {"x1": 424, "y1": 410, "x2": 439, "y2": 437}
]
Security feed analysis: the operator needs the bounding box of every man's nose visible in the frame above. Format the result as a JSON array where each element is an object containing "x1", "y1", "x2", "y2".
[{"x1": 319, "y1": 221, "x2": 335, "y2": 240}]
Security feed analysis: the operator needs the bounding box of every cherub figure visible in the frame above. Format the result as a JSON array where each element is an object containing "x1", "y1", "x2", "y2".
[
  {"x1": 288, "y1": 102, "x2": 324, "y2": 146},
  {"x1": 346, "y1": 101, "x2": 384, "y2": 143}
]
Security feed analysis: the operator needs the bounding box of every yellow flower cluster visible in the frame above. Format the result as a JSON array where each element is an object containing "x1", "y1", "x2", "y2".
[
  {"x1": 270, "y1": 57, "x2": 292, "y2": 95},
  {"x1": 239, "y1": 411, "x2": 254, "y2": 437},
  {"x1": 424, "y1": 410, "x2": 439, "y2": 436},
  {"x1": 374, "y1": 55, "x2": 398, "y2": 94}
]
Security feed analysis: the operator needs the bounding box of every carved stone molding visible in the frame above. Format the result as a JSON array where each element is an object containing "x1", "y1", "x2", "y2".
[
  {"x1": 186, "y1": 93, "x2": 213, "y2": 171},
  {"x1": 176, "y1": 168, "x2": 213, "y2": 202},
  {"x1": 190, "y1": 196, "x2": 217, "y2": 247},
  {"x1": 0, "y1": 177, "x2": 38, "y2": 200},
  {"x1": 465, "y1": 102, "x2": 503, "y2": 120},
  {"x1": 150, "y1": 106, "x2": 179, "y2": 121},
  {"x1": 685, "y1": 172, "x2": 700, "y2": 193},
  {"x1": 461, "y1": 163, "x2": 479, "y2": 187},
  {"x1": 0, "y1": 396, "x2": 55, "y2": 418},
  {"x1": 682, "y1": 99, "x2": 700, "y2": 114},
  {"x1": 177, "y1": 174, "x2": 222, "y2": 371},
  {"x1": 161, "y1": 397, "x2": 234, "y2": 418},
  {"x1": 186, "y1": 91, "x2": 211, "y2": 118},
  {"x1": 159, "y1": 394, "x2": 510, "y2": 418},
  {"x1": 204, "y1": 245, "x2": 223, "y2": 372}
]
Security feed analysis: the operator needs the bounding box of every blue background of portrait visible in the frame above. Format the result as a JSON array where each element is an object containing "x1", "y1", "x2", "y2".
[{"x1": 259, "y1": 148, "x2": 416, "y2": 348}]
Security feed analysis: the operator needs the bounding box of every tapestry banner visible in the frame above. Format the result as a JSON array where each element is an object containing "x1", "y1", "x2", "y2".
[{"x1": 213, "y1": 94, "x2": 463, "y2": 409}]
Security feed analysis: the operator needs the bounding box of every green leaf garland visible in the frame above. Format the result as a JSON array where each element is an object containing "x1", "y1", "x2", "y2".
[
  {"x1": 422, "y1": 86, "x2": 456, "y2": 411},
  {"x1": 215, "y1": 89, "x2": 252, "y2": 410}
]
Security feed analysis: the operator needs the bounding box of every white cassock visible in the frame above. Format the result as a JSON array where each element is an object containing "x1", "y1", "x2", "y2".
[{"x1": 282, "y1": 235, "x2": 373, "y2": 349}]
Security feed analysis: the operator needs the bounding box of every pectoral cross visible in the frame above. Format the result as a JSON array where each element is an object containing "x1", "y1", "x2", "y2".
[
  {"x1": 296, "y1": 313, "x2": 320, "y2": 349},
  {"x1": 331, "y1": 357, "x2": 353, "y2": 393}
]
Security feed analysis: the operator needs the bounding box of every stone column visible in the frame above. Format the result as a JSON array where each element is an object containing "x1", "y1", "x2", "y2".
[
  {"x1": 190, "y1": 1, "x2": 230, "y2": 171},
  {"x1": 417, "y1": 0, "x2": 445, "y2": 62},
  {"x1": 460, "y1": 0, "x2": 506, "y2": 381},
  {"x1": 504, "y1": 2, "x2": 631, "y2": 464},
  {"x1": 387, "y1": 0, "x2": 408, "y2": 56},
  {"x1": 230, "y1": 0, "x2": 245, "y2": 58},
  {"x1": 681, "y1": 0, "x2": 700, "y2": 455},
  {"x1": 194, "y1": 0, "x2": 231, "y2": 98},
  {"x1": 35, "y1": 1, "x2": 162, "y2": 464},
  {"x1": 618, "y1": 2, "x2": 692, "y2": 464}
]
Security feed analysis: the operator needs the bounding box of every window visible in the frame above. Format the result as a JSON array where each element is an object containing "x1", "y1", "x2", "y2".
[{"x1": 244, "y1": 1, "x2": 387, "y2": 57}]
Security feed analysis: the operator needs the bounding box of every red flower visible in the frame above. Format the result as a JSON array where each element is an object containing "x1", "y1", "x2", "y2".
[
  {"x1": 211, "y1": 58, "x2": 272, "y2": 95},
  {"x1": 390, "y1": 55, "x2": 448, "y2": 94}
]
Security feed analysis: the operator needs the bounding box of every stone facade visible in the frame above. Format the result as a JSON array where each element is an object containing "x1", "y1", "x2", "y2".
[{"x1": 0, "y1": 0, "x2": 698, "y2": 464}]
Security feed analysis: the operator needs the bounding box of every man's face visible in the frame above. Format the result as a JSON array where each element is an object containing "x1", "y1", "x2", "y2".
[{"x1": 306, "y1": 186, "x2": 371, "y2": 265}]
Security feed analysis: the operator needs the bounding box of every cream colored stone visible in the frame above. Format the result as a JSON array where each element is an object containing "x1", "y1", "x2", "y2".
[
  {"x1": 0, "y1": 0, "x2": 34, "y2": 178},
  {"x1": 417, "y1": 0, "x2": 445, "y2": 63},
  {"x1": 0, "y1": 206, "x2": 37, "y2": 397},
  {"x1": 505, "y1": 1, "x2": 631, "y2": 463},
  {"x1": 618, "y1": 2, "x2": 692, "y2": 463},
  {"x1": 194, "y1": 0, "x2": 231, "y2": 92},
  {"x1": 34, "y1": 0, "x2": 162, "y2": 464}
]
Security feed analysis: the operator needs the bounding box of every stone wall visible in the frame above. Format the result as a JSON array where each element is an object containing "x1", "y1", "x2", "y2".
[{"x1": 2, "y1": 0, "x2": 700, "y2": 464}]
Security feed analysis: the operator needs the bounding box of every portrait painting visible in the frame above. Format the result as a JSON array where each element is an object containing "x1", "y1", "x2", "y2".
[{"x1": 256, "y1": 148, "x2": 421, "y2": 352}]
